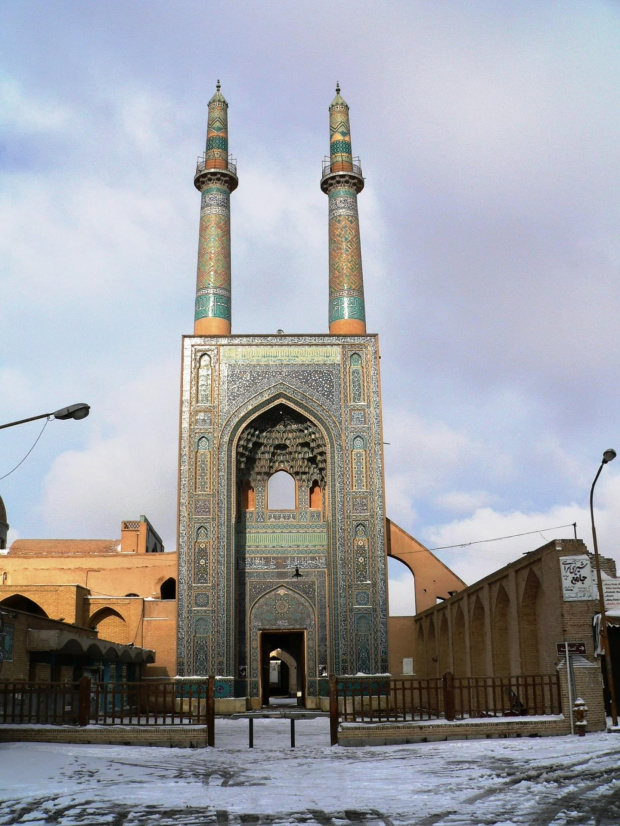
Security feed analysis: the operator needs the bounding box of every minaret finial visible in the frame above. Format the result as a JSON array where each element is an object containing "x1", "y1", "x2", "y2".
[
  {"x1": 192, "y1": 86, "x2": 238, "y2": 336},
  {"x1": 321, "y1": 88, "x2": 366, "y2": 336},
  {"x1": 216, "y1": 79, "x2": 221, "y2": 92}
]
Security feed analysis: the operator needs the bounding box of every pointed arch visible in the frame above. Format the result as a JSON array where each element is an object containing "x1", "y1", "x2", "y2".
[
  {"x1": 438, "y1": 612, "x2": 450, "y2": 675},
  {"x1": 426, "y1": 617, "x2": 437, "y2": 677},
  {"x1": 0, "y1": 594, "x2": 47, "y2": 617},
  {"x1": 470, "y1": 595, "x2": 486, "y2": 676},
  {"x1": 240, "y1": 479, "x2": 255, "y2": 510},
  {"x1": 309, "y1": 479, "x2": 322, "y2": 509},
  {"x1": 89, "y1": 607, "x2": 130, "y2": 644},
  {"x1": 416, "y1": 622, "x2": 426, "y2": 677},
  {"x1": 453, "y1": 604, "x2": 466, "y2": 676},
  {"x1": 492, "y1": 584, "x2": 511, "y2": 675},
  {"x1": 160, "y1": 577, "x2": 176, "y2": 600},
  {"x1": 520, "y1": 569, "x2": 543, "y2": 674}
]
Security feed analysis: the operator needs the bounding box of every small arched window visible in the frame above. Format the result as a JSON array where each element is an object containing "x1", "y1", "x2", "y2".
[
  {"x1": 268, "y1": 470, "x2": 296, "y2": 509},
  {"x1": 309, "y1": 480, "x2": 322, "y2": 509},
  {"x1": 241, "y1": 480, "x2": 255, "y2": 510},
  {"x1": 160, "y1": 578, "x2": 176, "y2": 600}
]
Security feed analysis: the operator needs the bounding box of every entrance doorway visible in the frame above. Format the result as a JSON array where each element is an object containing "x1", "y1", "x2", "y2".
[{"x1": 259, "y1": 630, "x2": 306, "y2": 708}]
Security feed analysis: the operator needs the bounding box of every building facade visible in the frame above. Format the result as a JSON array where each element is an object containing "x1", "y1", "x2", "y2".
[{"x1": 177, "y1": 85, "x2": 390, "y2": 707}]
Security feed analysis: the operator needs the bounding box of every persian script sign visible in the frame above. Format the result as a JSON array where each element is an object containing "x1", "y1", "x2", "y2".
[
  {"x1": 603, "y1": 578, "x2": 620, "y2": 610},
  {"x1": 556, "y1": 642, "x2": 586, "y2": 656},
  {"x1": 560, "y1": 555, "x2": 594, "y2": 601},
  {"x1": 221, "y1": 346, "x2": 341, "y2": 364}
]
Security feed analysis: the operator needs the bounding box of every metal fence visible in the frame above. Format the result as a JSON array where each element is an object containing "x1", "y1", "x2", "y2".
[
  {"x1": 329, "y1": 672, "x2": 562, "y2": 745},
  {"x1": 0, "y1": 676, "x2": 215, "y2": 745}
]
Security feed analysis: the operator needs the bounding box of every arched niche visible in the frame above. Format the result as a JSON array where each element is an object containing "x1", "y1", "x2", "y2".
[
  {"x1": 160, "y1": 578, "x2": 176, "y2": 600},
  {"x1": 267, "y1": 470, "x2": 296, "y2": 510},
  {"x1": 387, "y1": 556, "x2": 416, "y2": 616},
  {"x1": 520, "y1": 569, "x2": 543, "y2": 675},
  {"x1": 0, "y1": 594, "x2": 47, "y2": 617},
  {"x1": 492, "y1": 584, "x2": 511, "y2": 676},
  {"x1": 235, "y1": 402, "x2": 328, "y2": 516},
  {"x1": 89, "y1": 607, "x2": 130, "y2": 645},
  {"x1": 452, "y1": 604, "x2": 466, "y2": 677},
  {"x1": 470, "y1": 595, "x2": 486, "y2": 676},
  {"x1": 309, "y1": 480, "x2": 322, "y2": 510}
]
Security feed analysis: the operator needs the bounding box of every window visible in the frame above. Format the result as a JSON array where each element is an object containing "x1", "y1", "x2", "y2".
[{"x1": 267, "y1": 471, "x2": 296, "y2": 509}]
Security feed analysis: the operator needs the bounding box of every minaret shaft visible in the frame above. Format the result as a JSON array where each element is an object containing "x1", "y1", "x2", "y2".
[
  {"x1": 321, "y1": 85, "x2": 366, "y2": 335},
  {"x1": 193, "y1": 82, "x2": 238, "y2": 336}
]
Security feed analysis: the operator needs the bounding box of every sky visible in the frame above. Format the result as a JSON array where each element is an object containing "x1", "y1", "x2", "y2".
[{"x1": 1, "y1": 1, "x2": 620, "y2": 614}]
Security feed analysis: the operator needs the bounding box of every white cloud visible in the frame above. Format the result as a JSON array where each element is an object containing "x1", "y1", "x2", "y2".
[
  {"x1": 383, "y1": 406, "x2": 501, "y2": 526},
  {"x1": 435, "y1": 490, "x2": 496, "y2": 515},
  {"x1": 427, "y1": 468, "x2": 620, "y2": 586},
  {"x1": 40, "y1": 359, "x2": 179, "y2": 547}
]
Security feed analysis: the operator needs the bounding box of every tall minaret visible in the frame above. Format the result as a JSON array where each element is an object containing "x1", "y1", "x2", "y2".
[
  {"x1": 320, "y1": 84, "x2": 366, "y2": 335},
  {"x1": 193, "y1": 81, "x2": 238, "y2": 336}
]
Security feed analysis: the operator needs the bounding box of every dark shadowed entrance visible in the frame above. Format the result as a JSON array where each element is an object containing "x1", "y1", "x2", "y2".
[{"x1": 259, "y1": 630, "x2": 306, "y2": 707}]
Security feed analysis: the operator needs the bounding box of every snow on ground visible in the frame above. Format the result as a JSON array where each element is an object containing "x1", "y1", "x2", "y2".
[{"x1": 1, "y1": 717, "x2": 620, "y2": 825}]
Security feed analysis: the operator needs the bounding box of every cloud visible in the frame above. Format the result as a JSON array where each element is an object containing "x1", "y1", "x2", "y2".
[
  {"x1": 427, "y1": 467, "x2": 620, "y2": 586},
  {"x1": 382, "y1": 406, "x2": 503, "y2": 527},
  {"x1": 435, "y1": 490, "x2": 496, "y2": 515},
  {"x1": 40, "y1": 359, "x2": 179, "y2": 547}
]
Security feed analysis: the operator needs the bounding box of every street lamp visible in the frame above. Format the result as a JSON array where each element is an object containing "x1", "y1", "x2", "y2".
[
  {"x1": 590, "y1": 448, "x2": 617, "y2": 726},
  {"x1": 0, "y1": 403, "x2": 90, "y2": 431}
]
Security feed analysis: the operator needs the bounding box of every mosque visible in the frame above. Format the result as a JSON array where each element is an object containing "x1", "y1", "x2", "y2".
[
  {"x1": 3, "y1": 85, "x2": 612, "y2": 722},
  {"x1": 176, "y1": 82, "x2": 463, "y2": 709},
  {"x1": 0, "y1": 85, "x2": 463, "y2": 703}
]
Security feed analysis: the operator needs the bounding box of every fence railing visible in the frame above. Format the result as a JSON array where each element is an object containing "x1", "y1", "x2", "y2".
[
  {"x1": 0, "y1": 680, "x2": 80, "y2": 726},
  {"x1": 329, "y1": 672, "x2": 562, "y2": 745},
  {"x1": 0, "y1": 676, "x2": 215, "y2": 745}
]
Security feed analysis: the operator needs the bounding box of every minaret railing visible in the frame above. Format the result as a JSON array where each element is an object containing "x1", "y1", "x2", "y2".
[
  {"x1": 321, "y1": 156, "x2": 363, "y2": 180},
  {"x1": 195, "y1": 153, "x2": 238, "y2": 178}
]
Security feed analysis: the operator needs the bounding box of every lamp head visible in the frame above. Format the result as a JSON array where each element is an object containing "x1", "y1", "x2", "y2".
[
  {"x1": 603, "y1": 449, "x2": 617, "y2": 464},
  {"x1": 52, "y1": 403, "x2": 90, "y2": 421}
]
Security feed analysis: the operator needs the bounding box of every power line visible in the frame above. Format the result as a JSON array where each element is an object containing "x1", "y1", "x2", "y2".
[
  {"x1": 0, "y1": 418, "x2": 50, "y2": 481},
  {"x1": 427, "y1": 522, "x2": 577, "y2": 552}
]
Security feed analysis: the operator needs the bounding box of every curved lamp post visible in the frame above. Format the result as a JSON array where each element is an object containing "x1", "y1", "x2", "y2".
[
  {"x1": 0, "y1": 403, "x2": 90, "y2": 431},
  {"x1": 590, "y1": 448, "x2": 617, "y2": 726}
]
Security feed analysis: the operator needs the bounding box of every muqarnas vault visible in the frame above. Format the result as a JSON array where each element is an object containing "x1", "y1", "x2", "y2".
[{"x1": 177, "y1": 83, "x2": 388, "y2": 708}]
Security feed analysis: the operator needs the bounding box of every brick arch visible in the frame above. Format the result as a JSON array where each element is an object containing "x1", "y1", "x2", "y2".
[
  {"x1": 470, "y1": 595, "x2": 486, "y2": 676},
  {"x1": 520, "y1": 569, "x2": 543, "y2": 674},
  {"x1": 453, "y1": 604, "x2": 466, "y2": 676},
  {"x1": 438, "y1": 612, "x2": 450, "y2": 675},
  {"x1": 492, "y1": 584, "x2": 511, "y2": 676},
  {"x1": 426, "y1": 616, "x2": 437, "y2": 677},
  {"x1": 160, "y1": 577, "x2": 176, "y2": 600},
  {"x1": 0, "y1": 593, "x2": 47, "y2": 617},
  {"x1": 89, "y1": 606, "x2": 130, "y2": 644},
  {"x1": 416, "y1": 622, "x2": 426, "y2": 677}
]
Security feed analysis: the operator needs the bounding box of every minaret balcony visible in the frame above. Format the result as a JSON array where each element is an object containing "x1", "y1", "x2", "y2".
[
  {"x1": 194, "y1": 154, "x2": 239, "y2": 192},
  {"x1": 320, "y1": 156, "x2": 364, "y2": 194}
]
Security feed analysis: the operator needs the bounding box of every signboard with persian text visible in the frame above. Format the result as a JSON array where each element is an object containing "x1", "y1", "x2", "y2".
[{"x1": 560, "y1": 555, "x2": 594, "y2": 601}]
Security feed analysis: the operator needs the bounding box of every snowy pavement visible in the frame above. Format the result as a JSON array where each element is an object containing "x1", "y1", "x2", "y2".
[{"x1": 1, "y1": 717, "x2": 620, "y2": 825}]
